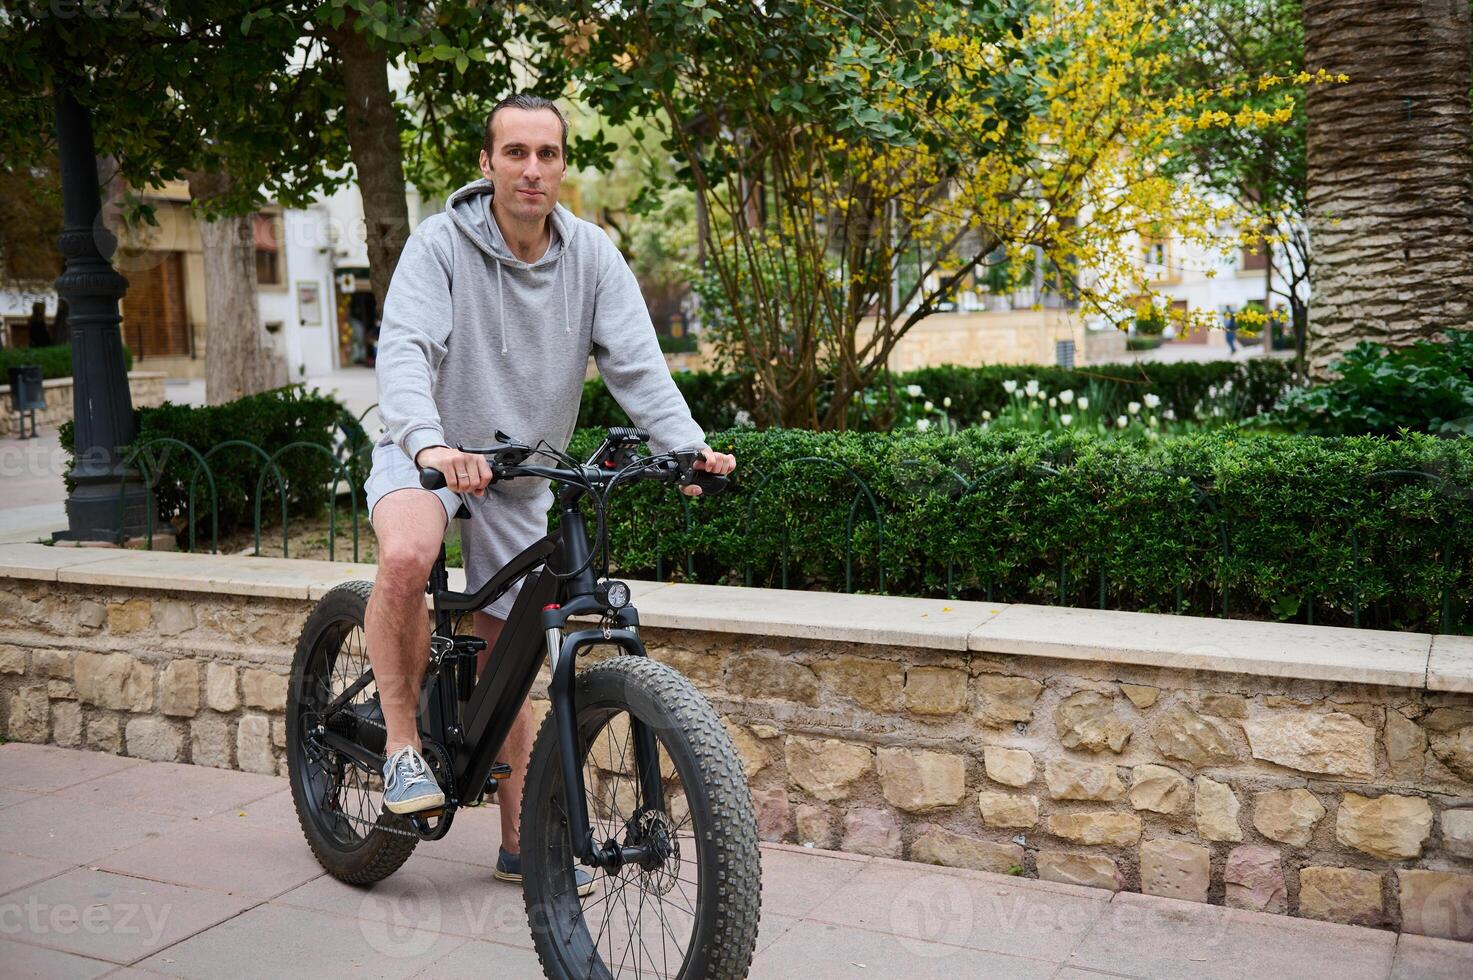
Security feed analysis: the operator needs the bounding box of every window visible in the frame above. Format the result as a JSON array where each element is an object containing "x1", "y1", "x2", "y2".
[
  {"x1": 254, "y1": 213, "x2": 283, "y2": 286},
  {"x1": 1242, "y1": 243, "x2": 1269, "y2": 272}
]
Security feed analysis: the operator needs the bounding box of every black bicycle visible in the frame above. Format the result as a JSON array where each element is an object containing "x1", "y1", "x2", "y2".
[{"x1": 286, "y1": 426, "x2": 761, "y2": 979}]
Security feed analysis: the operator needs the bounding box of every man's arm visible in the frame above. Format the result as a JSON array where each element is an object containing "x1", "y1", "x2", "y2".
[
  {"x1": 376, "y1": 227, "x2": 455, "y2": 465},
  {"x1": 589, "y1": 232, "x2": 710, "y2": 457}
]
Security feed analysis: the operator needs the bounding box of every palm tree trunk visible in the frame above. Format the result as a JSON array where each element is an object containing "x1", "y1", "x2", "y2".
[
  {"x1": 1303, "y1": 0, "x2": 1472, "y2": 379},
  {"x1": 186, "y1": 170, "x2": 270, "y2": 405}
]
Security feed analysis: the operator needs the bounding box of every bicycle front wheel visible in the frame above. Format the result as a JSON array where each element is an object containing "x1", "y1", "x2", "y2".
[{"x1": 521, "y1": 655, "x2": 761, "y2": 979}]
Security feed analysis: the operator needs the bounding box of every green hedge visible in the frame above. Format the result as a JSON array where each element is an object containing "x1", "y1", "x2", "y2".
[
  {"x1": 1, "y1": 344, "x2": 133, "y2": 381},
  {"x1": 60, "y1": 386, "x2": 357, "y2": 548},
  {"x1": 578, "y1": 359, "x2": 1294, "y2": 432},
  {"x1": 569, "y1": 426, "x2": 1473, "y2": 634}
]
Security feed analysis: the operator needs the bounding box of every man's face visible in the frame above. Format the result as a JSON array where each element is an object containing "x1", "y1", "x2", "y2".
[{"x1": 479, "y1": 108, "x2": 565, "y2": 225}]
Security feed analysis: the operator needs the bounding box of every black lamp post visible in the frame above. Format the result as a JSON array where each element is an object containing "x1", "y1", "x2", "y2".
[{"x1": 50, "y1": 87, "x2": 148, "y2": 544}]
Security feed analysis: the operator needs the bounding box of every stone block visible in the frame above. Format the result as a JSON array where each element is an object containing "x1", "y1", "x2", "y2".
[
  {"x1": 1298, "y1": 867, "x2": 1386, "y2": 927},
  {"x1": 107, "y1": 597, "x2": 153, "y2": 633},
  {"x1": 52, "y1": 701, "x2": 82, "y2": 748},
  {"x1": 87, "y1": 713, "x2": 122, "y2": 753},
  {"x1": 1119, "y1": 684, "x2": 1158, "y2": 709},
  {"x1": 752, "y1": 786, "x2": 792, "y2": 842},
  {"x1": 974, "y1": 674, "x2": 1042, "y2": 728},
  {"x1": 6, "y1": 686, "x2": 49, "y2": 742},
  {"x1": 1429, "y1": 723, "x2": 1473, "y2": 782},
  {"x1": 46, "y1": 681, "x2": 75, "y2": 700},
  {"x1": 1224, "y1": 845, "x2": 1286, "y2": 913},
  {"x1": 1055, "y1": 690, "x2": 1132, "y2": 753},
  {"x1": 0, "y1": 643, "x2": 25, "y2": 674},
  {"x1": 1252, "y1": 788, "x2": 1326, "y2": 847},
  {"x1": 191, "y1": 716, "x2": 233, "y2": 769},
  {"x1": 785, "y1": 736, "x2": 871, "y2": 801},
  {"x1": 978, "y1": 791, "x2": 1040, "y2": 829},
  {"x1": 1335, "y1": 792, "x2": 1432, "y2": 860},
  {"x1": 205, "y1": 663, "x2": 240, "y2": 712},
  {"x1": 1129, "y1": 764, "x2": 1190, "y2": 814},
  {"x1": 1200, "y1": 693, "x2": 1247, "y2": 719},
  {"x1": 876, "y1": 746, "x2": 966, "y2": 813},
  {"x1": 721, "y1": 718, "x2": 769, "y2": 778},
  {"x1": 1384, "y1": 709, "x2": 1426, "y2": 782},
  {"x1": 1036, "y1": 851, "x2": 1121, "y2": 891},
  {"x1": 1195, "y1": 776, "x2": 1243, "y2": 842},
  {"x1": 903, "y1": 666, "x2": 967, "y2": 715},
  {"x1": 237, "y1": 714, "x2": 275, "y2": 774},
  {"x1": 159, "y1": 660, "x2": 200, "y2": 718},
  {"x1": 74, "y1": 652, "x2": 155, "y2": 713},
  {"x1": 1443, "y1": 809, "x2": 1473, "y2": 859},
  {"x1": 795, "y1": 804, "x2": 832, "y2": 847},
  {"x1": 125, "y1": 718, "x2": 183, "y2": 762},
  {"x1": 983, "y1": 746, "x2": 1034, "y2": 787},
  {"x1": 154, "y1": 598, "x2": 197, "y2": 636},
  {"x1": 1152, "y1": 703, "x2": 1236, "y2": 766},
  {"x1": 241, "y1": 668, "x2": 288, "y2": 712},
  {"x1": 1047, "y1": 812, "x2": 1141, "y2": 847},
  {"x1": 1396, "y1": 869, "x2": 1473, "y2": 943},
  {"x1": 272, "y1": 719, "x2": 287, "y2": 749},
  {"x1": 911, "y1": 828, "x2": 1023, "y2": 874},
  {"x1": 1045, "y1": 758, "x2": 1125, "y2": 801},
  {"x1": 1241, "y1": 710, "x2": 1374, "y2": 779},
  {"x1": 842, "y1": 807, "x2": 900, "y2": 859},
  {"x1": 31, "y1": 649, "x2": 72, "y2": 680},
  {"x1": 727, "y1": 651, "x2": 819, "y2": 705},
  {"x1": 72, "y1": 600, "x2": 106, "y2": 630},
  {"x1": 651, "y1": 645, "x2": 724, "y2": 690},
  {"x1": 813, "y1": 655, "x2": 904, "y2": 712},
  {"x1": 1139, "y1": 838, "x2": 1209, "y2": 903}
]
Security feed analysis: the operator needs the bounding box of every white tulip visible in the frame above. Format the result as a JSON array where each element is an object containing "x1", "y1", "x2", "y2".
[
  {"x1": 924, "y1": 400, "x2": 934, "y2": 412},
  {"x1": 982, "y1": 410, "x2": 992, "y2": 421},
  {"x1": 1127, "y1": 401, "x2": 1141, "y2": 415},
  {"x1": 916, "y1": 418, "x2": 931, "y2": 432},
  {"x1": 1148, "y1": 415, "x2": 1159, "y2": 428},
  {"x1": 906, "y1": 384, "x2": 923, "y2": 398},
  {"x1": 1059, "y1": 389, "x2": 1075, "y2": 404},
  {"x1": 1116, "y1": 415, "x2": 1128, "y2": 428},
  {"x1": 1060, "y1": 414, "x2": 1073, "y2": 426},
  {"x1": 1003, "y1": 380, "x2": 1018, "y2": 394},
  {"x1": 1048, "y1": 397, "x2": 1057, "y2": 407},
  {"x1": 943, "y1": 396, "x2": 952, "y2": 408},
  {"x1": 1078, "y1": 397, "x2": 1090, "y2": 410},
  {"x1": 1025, "y1": 379, "x2": 1040, "y2": 397},
  {"x1": 1144, "y1": 393, "x2": 1161, "y2": 409}
]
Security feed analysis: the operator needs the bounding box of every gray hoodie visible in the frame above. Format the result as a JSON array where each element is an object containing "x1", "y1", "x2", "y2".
[{"x1": 373, "y1": 179, "x2": 708, "y2": 499}]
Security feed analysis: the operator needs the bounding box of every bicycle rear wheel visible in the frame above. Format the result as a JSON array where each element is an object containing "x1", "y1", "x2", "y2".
[
  {"x1": 286, "y1": 580, "x2": 419, "y2": 883},
  {"x1": 521, "y1": 655, "x2": 761, "y2": 979}
]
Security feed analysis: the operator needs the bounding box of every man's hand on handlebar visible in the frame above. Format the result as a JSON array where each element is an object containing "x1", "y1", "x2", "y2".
[
  {"x1": 414, "y1": 445, "x2": 494, "y2": 496},
  {"x1": 684, "y1": 448, "x2": 736, "y2": 497}
]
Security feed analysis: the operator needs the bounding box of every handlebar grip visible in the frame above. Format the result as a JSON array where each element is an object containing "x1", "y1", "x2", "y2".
[
  {"x1": 419, "y1": 467, "x2": 447, "y2": 491},
  {"x1": 687, "y1": 470, "x2": 729, "y2": 495}
]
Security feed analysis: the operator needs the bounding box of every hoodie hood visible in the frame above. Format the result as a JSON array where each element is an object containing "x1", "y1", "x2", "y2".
[{"x1": 444, "y1": 178, "x2": 576, "y2": 354}]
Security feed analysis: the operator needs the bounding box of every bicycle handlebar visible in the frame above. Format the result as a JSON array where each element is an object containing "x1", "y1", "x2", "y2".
[{"x1": 417, "y1": 451, "x2": 729, "y2": 496}]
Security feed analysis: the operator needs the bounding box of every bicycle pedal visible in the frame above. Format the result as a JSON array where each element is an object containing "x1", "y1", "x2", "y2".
[{"x1": 489, "y1": 762, "x2": 512, "y2": 781}]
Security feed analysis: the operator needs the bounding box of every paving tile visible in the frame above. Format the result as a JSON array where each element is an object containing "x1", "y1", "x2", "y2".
[
  {"x1": 970, "y1": 604, "x2": 1432, "y2": 689},
  {"x1": 754, "y1": 911, "x2": 802, "y2": 955},
  {"x1": 205, "y1": 788, "x2": 300, "y2": 834},
  {"x1": 0, "y1": 850, "x2": 75, "y2": 896},
  {"x1": 0, "y1": 937, "x2": 116, "y2": 979},
  {"x1": 407, "y1": 938, "x2": 542, "y2": 977},
  {"x1": 54, "y1": 761, "x2": 284, "y2": 818},
  {"x1": 276, "y1": 854, "x2": 532, "y2": 949},
  {"x1": 757, "y1": 846, "x2": 870, "y2": 918},
  {"x1": 403, "y1": 803, "x2": 505, "y2": 868},
  {"x1": 750, "y1": 919, "x2": 1057, "y2": 979},
  {"x1": 96, "y1": 820, "x2": 323, "y2": 900},
  {"x1": 804, "y1": 859, "x2": 1109, "y2": 963},
  {"x1": 136, "y1": 902, "x2": 464, "y2": 979},
  {"x1": 1066, "y1": 891, "x2": 1397, "y2": 980},
  {"x1": 0, "y1": 542, "x2": 130, "y2": 582},
  {"x1": 0, "y1": 868, "x2": 253, "y2": 965},
  {"x1": 1390, "y1": 932, "x2": 1473, "y2": 979},
  {"x1": 0, "y1": 744, "x2": 142, "y2": 793},
  {"x1": 0, "y1": 797, "x2": 185, "y2": 866},
  {"x1": 634, "y1": 582, "x2": 1004, "y2": 650},
  {"x1": 0, "y1": 787, "x2": 41, "y2": 809}
]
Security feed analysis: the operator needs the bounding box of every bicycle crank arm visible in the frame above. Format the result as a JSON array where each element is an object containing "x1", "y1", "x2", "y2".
[{"x1": 316, "y1": 729, "x2": 384, "y2": 775}]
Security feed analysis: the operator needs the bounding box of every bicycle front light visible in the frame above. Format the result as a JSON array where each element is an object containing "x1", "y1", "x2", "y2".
[{"x1": 596, "y1": 579, "x2": 630, "y2": 609}]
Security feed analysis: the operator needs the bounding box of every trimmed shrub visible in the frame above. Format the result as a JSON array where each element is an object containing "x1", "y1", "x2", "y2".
[
  {"x1": 1, "y1": 344, "x2": 133, "y2": 381},
  {"x1": 569, "y1": 426, "x2": 1473, "y2": 634},
  {"x1": 60, "y1": 385, "x2": 357, "y2": 547}
]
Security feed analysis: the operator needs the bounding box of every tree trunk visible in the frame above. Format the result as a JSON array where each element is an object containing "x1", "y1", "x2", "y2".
[
  {"x1": 326, "y1": 18, "x2": 411, "y2": 315},
  {"x1": 186, "y1": 170, "x2": 269, "y2": 405},
  {"x1": 1303, "y1": 0, "x2": 1473, "y2": 379}
]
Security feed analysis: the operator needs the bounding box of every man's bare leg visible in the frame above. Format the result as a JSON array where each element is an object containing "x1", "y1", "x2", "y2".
[
  {"x1": 365, "y1": 489, "x2": 448, "y2": 754},
  {"x1": 471, "y1": 610, "x2": 536, "y2": 854}
]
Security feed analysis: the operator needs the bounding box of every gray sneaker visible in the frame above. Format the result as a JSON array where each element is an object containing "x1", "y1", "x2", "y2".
[{"x1": 382, "y1": 745, "x2": 445, "y2": 814}]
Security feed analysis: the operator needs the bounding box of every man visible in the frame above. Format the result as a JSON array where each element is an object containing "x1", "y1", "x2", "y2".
[{"x1": 361, "y1": 93, "x2": 735, "y2": 891}]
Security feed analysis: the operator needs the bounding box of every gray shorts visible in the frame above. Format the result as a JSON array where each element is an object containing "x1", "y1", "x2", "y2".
[{"x1": 364, "y1": 441, "x2": 552, "y2": 619}]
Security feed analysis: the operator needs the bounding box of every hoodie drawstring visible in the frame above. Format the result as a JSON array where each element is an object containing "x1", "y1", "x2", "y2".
[
  {"x1": 560, "y1": 260, "x2": 571, "y2": 336},
  {"x1": 495, "y1": 261, "x2": 507, "y2": 355}
]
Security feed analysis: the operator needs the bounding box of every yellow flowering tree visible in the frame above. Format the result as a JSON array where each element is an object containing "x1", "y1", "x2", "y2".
[{"x1": 561, "y1": 0, "x2": 1312, "y2": 429}]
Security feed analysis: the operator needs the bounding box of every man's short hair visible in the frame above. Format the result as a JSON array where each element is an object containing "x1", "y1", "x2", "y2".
[{"x1": 482, "y1": 94, "x2": 568, "y2": 161}]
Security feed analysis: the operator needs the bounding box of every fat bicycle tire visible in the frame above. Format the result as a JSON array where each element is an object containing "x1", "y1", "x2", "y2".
[
  {"x1": 286, "y1": 580, "x2": 419, "y2": 884},
  {"x1": 521, "y1": 654, "x2": 761, "y2": 979}
]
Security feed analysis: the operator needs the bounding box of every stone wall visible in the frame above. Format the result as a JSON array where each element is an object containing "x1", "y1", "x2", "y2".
[
  {"x1": 0, "y1": 372, "x2": 167, "y2": 437},
  {"x1": 2, "y1": 577, "x2": 1471, "y2": 942}
]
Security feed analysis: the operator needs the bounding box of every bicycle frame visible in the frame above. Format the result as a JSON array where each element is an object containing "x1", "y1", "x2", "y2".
[{"x1": 313, "y1": 474, "x2": 665, "y2": 870}]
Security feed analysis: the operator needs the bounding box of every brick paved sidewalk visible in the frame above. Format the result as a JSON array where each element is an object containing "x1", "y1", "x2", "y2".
[{"x1": 0, "y1": 743, "x2": 1467, "y2": 979}]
